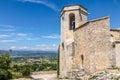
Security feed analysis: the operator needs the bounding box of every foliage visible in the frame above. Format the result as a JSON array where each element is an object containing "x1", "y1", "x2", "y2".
[
  {"x1": 21, "y1": 66, "x2": 31, "y2": 76},
  {"x1": 0, "y1": 53, "x2": 12, "y2": 80},
  {"x1": 12, "y1": 72, "x2": 22, "y2": 79},
  {"x1": 12, "y1": 60, "x2": 57, "y2": 72},
  {"x1": 57, "y1": 45, "x2": 60, "y2": 76},
  {"x1": 0, "y1": 51, "x2": 58, "y2": 79}
]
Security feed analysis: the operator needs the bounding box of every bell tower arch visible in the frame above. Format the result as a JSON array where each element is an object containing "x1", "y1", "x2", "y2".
[{"x1": 60, "y1": 4, "x2": 88, "y2": 42}]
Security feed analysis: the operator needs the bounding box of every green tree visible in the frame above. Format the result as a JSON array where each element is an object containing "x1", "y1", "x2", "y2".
[
  {"x1": 57, "y1": 45, "x2": 60, "y2": 76},
  {"x1": 0, "y1": 53, "x2": 12, "y2": 80}
]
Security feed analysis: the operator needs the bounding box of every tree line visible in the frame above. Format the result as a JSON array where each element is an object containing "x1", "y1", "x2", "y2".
[{"x1": 0, "y1": 53, "x2": 57, "y2": 80}]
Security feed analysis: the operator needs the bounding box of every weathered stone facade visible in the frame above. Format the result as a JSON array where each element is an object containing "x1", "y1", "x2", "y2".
[
  {"x1": 111, "y1": 29, "x2": 120, "y2": 67},
  {"x1": 59, "y1": 4, "x2": 120, "y2": 79}
]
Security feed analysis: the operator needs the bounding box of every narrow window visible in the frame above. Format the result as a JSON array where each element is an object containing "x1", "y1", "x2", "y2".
[
  {"x1": 81, "y1": 54, "x2": 84, "y2": 66},
  {"x1": 69, "y1": 13, "x2": 75, "y2": 30},
  {"x1": 113, "y1": 42, "x2": 115, "y2": 48}
]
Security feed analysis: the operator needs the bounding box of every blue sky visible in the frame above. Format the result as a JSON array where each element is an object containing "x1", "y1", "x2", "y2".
[{"x1": 0, "y1": 0, "x2": 120, "y2": 51}]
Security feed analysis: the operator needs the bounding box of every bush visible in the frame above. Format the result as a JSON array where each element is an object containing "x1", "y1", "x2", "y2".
[
  {"x1": 51, "y1": 62, "x2": 57, "y2": 70},
  {"x1": 12, "y1": 72, "x2": 22, "y2": 79},
  {"x1": 0, "y1": 53, "x2": 12, "y2": 80},
  {"x1": 21, "y1": 67, "x2": 30, "y2": 76}
]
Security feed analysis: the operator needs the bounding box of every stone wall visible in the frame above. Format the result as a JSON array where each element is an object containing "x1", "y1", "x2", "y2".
[
  {"x1": 111, "y1": 42, "x2": 116, "y2": 67},
  {"x1": 61, "y1": 11, "x2": 74, "y2": 42},
  {"x1": 59, "y1": 5, "x2": 88, "y2": 78},
  {"x1": 73, "y1": 22, "x2": 90, "y2": 70},
  {"x1": 59, "y1": 39, "x2": 74, "y2": 78},
  {"x1": 60, "y1": 5, "x2": 87, "y2": 42},
  {"x1": 59, "y1": 43, "x2": 66, "y2": 78},
  {"x1": 89, "y1": 17, "x2": 111, "y2": 72},
  {"x1": 73, "y1": 17, "x2": 111, "y2": 73},
  {"x1": 111, "y1": 30, "x2": 120, "y2": 41},
  {"x1": 115, "y1": 42, "x2": 120, "y2": 67},
  {"x1": 59, "y1": 4, "x2": 119, "y2": 79},
  {"x1": 110, "y1": 30, "x2": 120, "y2": 67}
]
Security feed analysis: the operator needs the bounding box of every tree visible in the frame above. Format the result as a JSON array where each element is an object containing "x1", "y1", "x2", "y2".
[
  {"x1": 57, "y1": 45, "x2": 60, "y2": 76},
  {"x1": 0, "y1": 53, "x2": 12, "y2": 80}
]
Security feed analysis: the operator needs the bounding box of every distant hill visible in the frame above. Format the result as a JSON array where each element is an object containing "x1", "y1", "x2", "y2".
[{"x1": 0, "y1": 50, "x2": 57, "y2": 58}]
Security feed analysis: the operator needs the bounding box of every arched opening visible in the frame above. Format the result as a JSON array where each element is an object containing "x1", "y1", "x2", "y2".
[{"x1": 69, "y1": 13, "x2": 75, "y2": 30}]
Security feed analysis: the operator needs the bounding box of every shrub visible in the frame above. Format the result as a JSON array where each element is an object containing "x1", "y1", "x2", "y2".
[
  {"x1": 0, "y1": 53, "x2": 12, "y2": 80},
  {"x1": 21, "y1": 67, "x2": 30, "y2": 76}
]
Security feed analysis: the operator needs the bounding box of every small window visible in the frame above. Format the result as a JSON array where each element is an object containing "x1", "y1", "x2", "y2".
[
  {"x1": 62, "y1": 42, "x2": 64, "y2": 49},
  {"x1": 62, "y1": 16, "x2": 64, "y2": 20},
  {"x1": 112, "y1": 42, "x2": 115, "y2": 48},
  {"x1": 81, "y1": 54, "x2": 84, "y2": 65},
  {"x1": 111, "y1": 34, "x2": 113, "y2": 37},
  {"x1": 69, "y1": 13, "x2": 75, "y2": 30}
]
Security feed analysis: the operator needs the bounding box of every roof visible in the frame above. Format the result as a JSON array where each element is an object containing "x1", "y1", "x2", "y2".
[
  {"x1": 110, "y1": 28, "x2": 120, "y2": 31},
  {"x1": 74, "y1": 21, "x2": 89, "y2": 31},
  {"x1": 90, "y1": 16, "x2": 110, "y2": 22},
  {"x1": 74, "y1": 16, "x2": 110, "y2": 31},
  {"x1": 60, "y1": 4, "x2": 87, "y2": 13}
]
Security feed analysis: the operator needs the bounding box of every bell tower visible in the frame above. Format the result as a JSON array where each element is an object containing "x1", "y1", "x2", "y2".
[
  {"x1": 60, "y1": 4, "x2": 88, "y2": 42},
  {"x1": 59, "y1": 4, "x2": 88, "y2": 78}
]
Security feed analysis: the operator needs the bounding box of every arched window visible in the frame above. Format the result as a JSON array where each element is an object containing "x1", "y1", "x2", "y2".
[{"x1": 69, "y1": 13, "x2": 75, "y2": 30}]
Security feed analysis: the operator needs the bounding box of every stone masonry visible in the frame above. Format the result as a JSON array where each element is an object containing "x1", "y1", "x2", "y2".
[{"x1": 59, "y1": 4, "x2": 120, "y2": 79}]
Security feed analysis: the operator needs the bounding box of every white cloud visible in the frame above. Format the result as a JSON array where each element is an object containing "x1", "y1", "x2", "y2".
[
  {"x1": 18, "y1": 0, "x2": 59, "y2": 11},
  {"x1": 9, "y1": 44, "x2": 58, "y2": 51},
  {"x1": 52, "y1": 44, "x2": 57, "y2": 47},
  {"x1": 35, "y1": 44, "x2": 58, "y2": 51},
  {"x1": 0, "y1": 24, "x2": 14, "y2": 28},
  {"x1": 25, "y1": 37, "x2": 40, "y2": 40},
  {"x1": 36, "y1": 44, "x2": 47, "y2": 47},
  {"x1": 9, "y1": 46, "x2": 29, "y2": 50},
  {"x1": 0, "y1": 24, "x2": 15, "y2": 32},
  {"x1": 0, "y1": 29, "x2": 15, "y2": 32},
  {"x1": 9, "y1": 46, "x2": 16, "y2": 50},
  {"x1": 42, "y1": 34, "x2": 60, "y2": 39},
  {"x1": 0, "y1": 32, "x2": 39, "y2": 41},
  {"x1": 0, "y1": 34, "x2": 10, "y2": 38},
  {"x1": 16, "y1": 33, "x2": 28, "y2": 37},
  {"x1": 19, "y1": 46, "x2": 29, "y2": 50},
  {"x1": 0, "y1": 40, "x2": 17, "y2": 43}
]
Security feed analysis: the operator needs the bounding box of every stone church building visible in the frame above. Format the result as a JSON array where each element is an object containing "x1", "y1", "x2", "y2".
[{"x1": 59, "y1": 4, "x2": 120, "y2": 78}]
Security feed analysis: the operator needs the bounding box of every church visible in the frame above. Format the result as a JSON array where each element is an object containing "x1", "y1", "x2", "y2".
[{"x1": 59, "y1": 4, "x2": 120, "y2": 78}]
